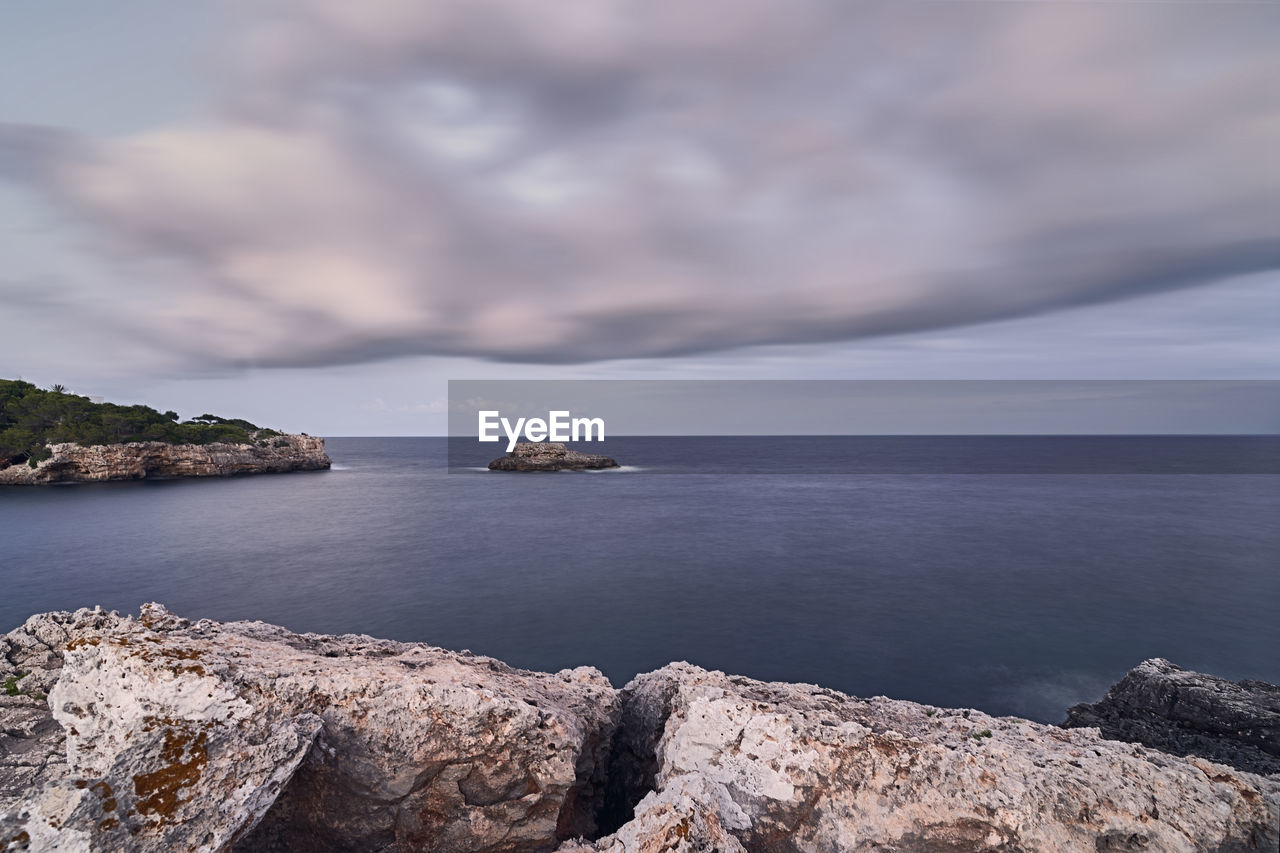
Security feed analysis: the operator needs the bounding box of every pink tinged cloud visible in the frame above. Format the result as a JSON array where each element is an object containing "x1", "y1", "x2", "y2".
[{"x1": 1, "y1": 0, "x2": 1277, "y2": 370}]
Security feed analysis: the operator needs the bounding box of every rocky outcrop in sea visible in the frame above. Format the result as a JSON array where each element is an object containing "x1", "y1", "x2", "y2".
[
  {"x1": 488, "y1": 442, "x2": 619, "y2": 472},
  {"x1": 1, "y1": 607, "x2": 1277, "y2": 852},
  {"x1": 1064, "y1": 657, "x2": 1280, "y2": 778},
  {"x1": 0, "y1": 435, "x2": 330, "y2": 486}
]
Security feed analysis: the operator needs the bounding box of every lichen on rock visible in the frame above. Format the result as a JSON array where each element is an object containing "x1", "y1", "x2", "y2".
[
  {"x1": 2, "y1": 608, "x2": 1278, "y2": 852},
  {"x1": 2, "y1": 604, "x2": 618, "y2": 852}
]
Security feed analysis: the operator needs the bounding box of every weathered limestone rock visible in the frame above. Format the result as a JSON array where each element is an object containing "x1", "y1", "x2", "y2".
[
  {"x1": 12, "y1": 714, "x2": 319, "y2": 853},
  {"x1": 558, "y1": 773, "x2": 749, "y2": 853},
  {"x1": 567, "y1": 663, "x2": 1280, "y2": 853},
  {"x1": 1065, "y1": 658, "x2": 1280, "y2": 778},
  {"x1": 1, "y1": 605, "x2": 619, "y2": 852},
  {"x1": 489, "y1": 443, "x2": 619, "y2": 472},
  {"x1": 5, "y1": 611, "x2": 1279, "y2": 853},
  {"x1": 0, "y1": 434, "x2": 330, "y2": 485},
  {"x1": 1, "y1": 606, "x2": 321, "y2": 853},
  {"x1": 1, "y1": 609, "x2": 120, "y2": 813}
]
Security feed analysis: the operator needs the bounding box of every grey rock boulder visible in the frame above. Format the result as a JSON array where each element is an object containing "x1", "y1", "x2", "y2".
[{"x1": 1065, "y1": 657, "x2": 1280, "y2": 778}]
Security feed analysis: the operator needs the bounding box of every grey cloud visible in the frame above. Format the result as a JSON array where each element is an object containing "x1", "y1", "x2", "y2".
[
  {"x1": 1, "y1": 0, "x2": 1277, "y2": 370},
  {"x1": 0, "y1": 124, "x2": 81, "y2": 182}
]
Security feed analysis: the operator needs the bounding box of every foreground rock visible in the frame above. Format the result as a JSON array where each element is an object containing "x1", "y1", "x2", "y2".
[
  {"x1": 2, "y1": 609, "x2": 1277, "y2": 853},
  {"x1": 0, "y1": 435, "x2": 331, "y2": 485},
  {"x1": 489, "y1": 442, "x2": 619, "y2": 472},
  {"x1": 0, "y1": 610, "x2": 123, "y2": 812},
  {"x1": 1065, "y1": 658, "x2": 1280, "y2": 778},
  {"x1": 563, "y1": 663, "x2": 1280, "y2": 853},
  {"x1": 1, "y1": 606, "x2": 617, "y2": 852}
]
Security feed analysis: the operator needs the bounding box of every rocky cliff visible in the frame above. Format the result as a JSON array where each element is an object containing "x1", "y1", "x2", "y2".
[
  {"x1": 2, "y1": 608, "x2": 1277, "y2": 853},
  {"x1": 0, "y1": 435, "x2": 330, "y2": 486}
]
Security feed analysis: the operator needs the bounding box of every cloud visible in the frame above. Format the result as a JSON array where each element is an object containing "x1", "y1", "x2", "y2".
[{"x1": 2, "y1": 0, "x2": 1277, "y2": 369}]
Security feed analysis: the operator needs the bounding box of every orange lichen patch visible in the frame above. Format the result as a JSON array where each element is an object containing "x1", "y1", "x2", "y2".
[
  {"x1": 96, "y1": 818, "x2": 119, "y2": 832},
  {"x1": 133, "y1": 640, "x2": 206, "y2": 675},
  {"x1": 111, "y1": 634, "x2": 210, "y2": 677},
  {"x1": 132, "y1": 721, "x2": 209, "y2": 822},
  {"x1": 65, "y1": 636, "x2": 101, "y2": 651},
  {"x1": 1, "y1": 830, "x2": 31, "y2": 851},
  {"x1": 90, "y1": 780, "x2": 117, "y2": 812}
]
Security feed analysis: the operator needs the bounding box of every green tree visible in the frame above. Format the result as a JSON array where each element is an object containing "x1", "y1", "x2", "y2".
[{"x1": 0, "y1": 378, "x2": 277, "y2": 466}]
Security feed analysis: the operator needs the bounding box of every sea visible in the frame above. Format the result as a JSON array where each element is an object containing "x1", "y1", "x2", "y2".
[{"x1": 2, "y1": 435, "x2": 1277, "y2": 724}]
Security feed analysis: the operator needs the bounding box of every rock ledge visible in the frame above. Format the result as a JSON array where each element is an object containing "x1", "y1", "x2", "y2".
[
  {"x1": 0, "y1": 435, "x2": 330, "y2": 486},
  {"x1": 2, "y1": 609, "x2": 1277, "y2": 853}
]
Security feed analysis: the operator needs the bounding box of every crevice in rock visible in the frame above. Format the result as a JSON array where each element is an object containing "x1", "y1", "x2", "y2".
[
  {"x1": 592, "y1": 675, "x2": 679, "y2": 838},
  {"x1": 553, "y1": 697, "x2": 622, "y2": 843},
  {"x1": 230, "y1": 739, "x2": 363, "y2": 853}
]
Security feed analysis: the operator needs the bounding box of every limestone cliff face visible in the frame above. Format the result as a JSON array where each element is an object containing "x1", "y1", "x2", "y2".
[
  {"x1": 0, "y1": 435, "x2": 330, "y2": 486},
  {"x1": 1, "y1": 608, "x2": 1277, "y2": 853}
]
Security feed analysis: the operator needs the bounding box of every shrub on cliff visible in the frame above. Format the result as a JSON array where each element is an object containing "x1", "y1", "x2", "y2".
[{"x1": 0, "y1": 379, "x2": 278, "y2": 465}]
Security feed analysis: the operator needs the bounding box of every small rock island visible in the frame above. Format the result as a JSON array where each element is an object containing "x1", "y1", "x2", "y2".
[
  {"x1": 489, "y1": 441, "x2": 619, "y2": 471},
  {"x1": 0, "y1": 379, "x2": 330, "y2": 485}
]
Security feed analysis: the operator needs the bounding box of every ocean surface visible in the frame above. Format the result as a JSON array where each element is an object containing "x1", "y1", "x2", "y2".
[{"x1": 2, "y1": 436, "x2": 1277, "y2": 723}]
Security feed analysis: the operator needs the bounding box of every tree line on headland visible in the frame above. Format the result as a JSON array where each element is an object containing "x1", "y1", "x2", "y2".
[{"x1": 0, "y1": 379, "x2": 280, "y2": 468}]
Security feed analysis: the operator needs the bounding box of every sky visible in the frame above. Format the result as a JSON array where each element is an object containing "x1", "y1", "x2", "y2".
[
  {"x1": 1, "y1": 1, "x2": 1277, "y2": 435},
  {"x1": 445, "y1": 381, "x2": 1280, "y2": 436}
]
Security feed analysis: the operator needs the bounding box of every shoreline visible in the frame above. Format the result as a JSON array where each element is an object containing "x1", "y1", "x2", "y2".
[
  {"x1": 3, "y1": 605, "x2": 1276, "y2": 851},
  {"x1": 0, "y1": 435, "x2": 330, "y2": 486}
]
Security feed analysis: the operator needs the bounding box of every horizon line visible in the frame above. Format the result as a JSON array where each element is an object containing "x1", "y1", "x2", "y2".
[{"x1": 323, "y1": 432, "x2": 1280, "y2": 439}]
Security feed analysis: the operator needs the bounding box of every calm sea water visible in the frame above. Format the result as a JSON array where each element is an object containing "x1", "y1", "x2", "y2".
[{"x1": 2, "y1": 436, "x2": 1277, "y2": 723}]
